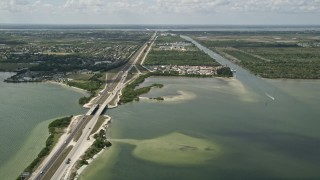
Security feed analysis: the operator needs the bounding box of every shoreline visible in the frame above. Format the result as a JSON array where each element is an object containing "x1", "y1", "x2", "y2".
[
  {"x1": 29, "y1": 115, "x2": 83, "y2": 180},
  {"x1": 83, "y1": 74, "x2": 109, "y2": 109},
  {"x1": 46, "y1": 81, "x2": 89, "y2": 94},
  {"x1": 73, "y1": 115, "x2": 112, "y2": 180},
  {"x1": 139, "y1": 90, "x2": 196, "y2": 103},
  {"x1": 19, "y1": 74, "x2": 282, "y2": 179}
]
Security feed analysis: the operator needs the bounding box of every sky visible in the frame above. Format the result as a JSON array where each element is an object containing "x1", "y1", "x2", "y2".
[{"x1": 0, "y1": 0, "x2": 320, "y2": 25}]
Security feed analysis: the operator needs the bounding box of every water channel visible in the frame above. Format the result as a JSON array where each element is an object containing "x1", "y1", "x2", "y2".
[{"x1": 80, "y1": 38, "x2": 320, "y2": 179}]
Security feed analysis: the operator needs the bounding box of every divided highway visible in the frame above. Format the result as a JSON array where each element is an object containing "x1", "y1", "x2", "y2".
[{"x1": 33, "y1": 32, "x2": 157, "y2": 180}]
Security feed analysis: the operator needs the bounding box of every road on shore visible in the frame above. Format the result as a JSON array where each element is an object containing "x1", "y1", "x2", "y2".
[{"x1": 32, "y1": 32, "x2": 157, "y2": 180}]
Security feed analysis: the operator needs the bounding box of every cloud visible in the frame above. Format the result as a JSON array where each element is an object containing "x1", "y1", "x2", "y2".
[
  {"x1": 152, "y1": 0, "x2": 232, "y2": 14},
  {"x1": 0, "y1": 0, "x2": 54, "y2": 12},
  {"x1": 2, "y1": 0, "x2": 320, "y2": 14},
  {"x1": 64, "y1": 0, "x2": 104, "y2": 9},
  {"x1": 63, "y1": 0, "x2": 148, "y2": 14},
  {"x1": 0, "y1": 0, "x2": 320, "y2": 24},
  {"x1": 231, "y1": 0, "x2": 320, "y2": 13}
]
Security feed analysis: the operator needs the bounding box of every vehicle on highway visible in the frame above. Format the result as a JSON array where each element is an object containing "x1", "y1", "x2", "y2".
[{"x1": 66, "y1": 158, "x2": 71, "y2": 164}]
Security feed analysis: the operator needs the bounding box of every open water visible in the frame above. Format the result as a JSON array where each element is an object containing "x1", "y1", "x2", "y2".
[
  {"x1": 0, "y1": 72, "x2": 87, "y2": 180},
  {"x1": 80, "y1": 37, "x2": 320, "y2": 180}
]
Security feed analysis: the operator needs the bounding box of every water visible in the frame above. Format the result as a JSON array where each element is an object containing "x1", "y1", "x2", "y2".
[
  {"x1": 0, "y1": 72, "x2": 88, "y2": 180},
  {"x1": 79, "y1": 76, "x2": 320, "y2": 179},
  {"x1": 80, "y1": 37, "x2": 320, "y2": 179}
]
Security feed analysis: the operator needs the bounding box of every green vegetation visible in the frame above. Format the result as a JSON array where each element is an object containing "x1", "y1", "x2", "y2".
[
  {"x1": 119, "y1": 74, "x2": 164, "y2": 104},
  {"x1": 67, "y1": 73, "x2": 103, "y2": 92},
  {"x1": 90, "y1": 117, "x2": 107, "y2": 136},
  {"x1": 200, "y1": 40, "x2": 298, "y2": 48},
  {"x1": 0, "y1": 31, "x2": 151, "y2": 72},
  {"x1": 67, "y1": 73, "x2": 105, "y2": 105},
  {"x1": 216, "y1": 67, "x2": 233, "y2": 77},
  {"x1": 144, "y1": 34, "x2": 219, "y2": 66},
  {"x1": 79, "y1": 95, "x2": 94, "y2": 105},
  {"x1": 18, "y1": 116, "x2": 73, "y2": 178},
  {"x1": 41, "y1": 146, "x2": 73, "y2": 180},
  {"x1": 120, "y1": 70, "x2": 215, "y2": 104},
  {"x1": 80, "y1": 129, "x2": 112, "y2": 163},
  {"x1": 73, "y1": 117, "x2": 91, "y2": 142},
  {"x1": 156, "y1": 35, "x2": 188, "y2": 43},
  {"x1": 219, "y1": 48, "x2": 320, "y2": 78},
  {"x1": 68, "y1": 80, "x2": 101, "y2": 92},
  {"x1": 192, "y1": 31, "x2": 320, "y2": 79},
  {"x1": 150, "y1": 71, "x2": 213, "y2": 78},
  {"x1": 145, "y1": 50, "x2": 219, "y2": 66},
  {"x1": 71, "y1": 128, "x2": 112, "y2": 180},
  {"x1": 0, "y1": 63, "x2": 34, "y2": 71},
  {"x1": 150, "y1": 97, "x2": 164, "y2": 101},
  {"x1": 124, "y1": 66, "x2": 139, "y2": 82},
  {"x1": 66, "y1": 73, "x2": 94, "y2": 81},
  {"x1": 152, "y1": 83, "x2": 164, "y2": 88}
]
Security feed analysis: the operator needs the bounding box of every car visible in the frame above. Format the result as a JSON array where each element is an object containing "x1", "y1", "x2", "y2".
[{"x1": 66, "y1": 158, "x2": 71, "y2": 164}]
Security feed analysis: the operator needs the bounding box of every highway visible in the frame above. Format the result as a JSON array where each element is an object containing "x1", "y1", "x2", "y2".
[{"x1": 32, "y1": 32, "x2": 157, "y2": 180}]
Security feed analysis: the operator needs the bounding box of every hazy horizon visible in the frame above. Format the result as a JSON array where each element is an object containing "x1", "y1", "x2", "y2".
[{"x1": 1, "y1": 0, "x2": 320, "y2": 25}]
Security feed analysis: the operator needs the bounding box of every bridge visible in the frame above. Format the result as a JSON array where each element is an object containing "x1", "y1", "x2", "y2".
[{"x1": 31, "y1": 32, "x2": 157, "y2": 180}]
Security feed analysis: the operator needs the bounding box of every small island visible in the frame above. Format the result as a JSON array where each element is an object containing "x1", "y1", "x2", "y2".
[{"x1": 149, "y1": 97, "x2": 164, "y2": 101}]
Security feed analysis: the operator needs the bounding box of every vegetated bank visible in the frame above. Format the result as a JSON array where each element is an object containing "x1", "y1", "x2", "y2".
[
  {"x1": 144, "y1": 34, "x2": 219, "y2": 66},
  {"x1": 119, "y1": 73, "x2": 164, "y2": 104},
  {"x1": 216, "y1": 67, "x2": 233, "y2": 77},
  {"x1": 67, "y1": 73, "x2": 105, "y2": 105},
  {"x1": 70, "y1": 129, "x2": 112, "y2": 180},
  {"x1": 119, "y1": 69, "x2": 233, "y2": 104},
  {"x1": 17, "y1": 116, "x2": 73, "y2": 180},
  {"x1": 187, "y1": 31, "x2": 320, "y2": 79}
]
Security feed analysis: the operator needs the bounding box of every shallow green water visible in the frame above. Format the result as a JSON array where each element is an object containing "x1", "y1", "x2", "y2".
[
  {"x1": 81, "y1": 77, "x2": 320, "y2": 180},
  {"x1": 0, "y1": 72, "x2": 87, "y2": 179}
]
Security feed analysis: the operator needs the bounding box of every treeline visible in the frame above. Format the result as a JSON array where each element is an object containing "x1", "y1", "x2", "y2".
[
  {"x1": 150, "y1": 71, "x2": 214, "y2": 78},
  {"x1": 178, "y1": 30, "x2": 320, "y2": 36},
  {"x1": 70, "y1": 129, "x2": 112, "y2": 179},
  {"x1": 79, "y1": 95, "x2": 95, "y2": 105},
  {"x1": 17, "y1": 116, "x2": 73, "y2": 179},
  {"x1": 145, "y1": 50, "x2": 219, "y2": 66},
  {"x1": 200, "y1": 40, "x2": 298, "y2": 48},
  {"x1": 0, "y1": 40, "x2": 26, "y2": 45},
  {"x1": 241, "y1": 60, "x2": 320, "y2": 79},
  {"x1": 156, "y1": 35, "x2": 188, "y2": 43},
  {"x1": 68, "y1": 73, "x2": 103, "y2": 93},
  {"x1": 3, "y1": 52, "x2": 130, "y2": 72},
  {"x1": 119, "y1": 71, "x2": 217, "y2": 104},
  {"x1": 220, "y1": 49, "x2": 320, "y2": 79},
  {"x1": 68, "y1": 73, "x2": 105, "y2": 105},
  {"x1": 78, "y1": 129, "x2": 111, "y2": 166},
  {"x1": 216, "y1": 67, "x2": 233, "y2": 77},
  {"x1": 1, "y1": 31, "x2": 150, "y2": 44},
  {"x1": 119, "y1": 74, "x2": 164, "y2": 104},
  {"x1": 67, "y1": 81, "x2": 101, "y2": 93}
]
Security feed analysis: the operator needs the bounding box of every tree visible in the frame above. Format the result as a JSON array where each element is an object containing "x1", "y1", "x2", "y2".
[{"x1": 217, "y1": 67, "x2": 233, "y2": 77}]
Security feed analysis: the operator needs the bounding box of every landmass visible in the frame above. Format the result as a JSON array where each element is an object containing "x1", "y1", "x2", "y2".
[
  {"x1": 183, "y1": 31, "x2": 320, "y2": 79},
  {"x1": 4, "y1": 28, "x2": 319, "y2": 180}
]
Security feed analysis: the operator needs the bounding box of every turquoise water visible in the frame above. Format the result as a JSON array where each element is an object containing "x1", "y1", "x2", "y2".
[
  {"x1": 80, "y1": 77, "x2": 320, "y2": 180},
  {"x1": 0, "y1": 72, "x2": 87, "y2": 179}
]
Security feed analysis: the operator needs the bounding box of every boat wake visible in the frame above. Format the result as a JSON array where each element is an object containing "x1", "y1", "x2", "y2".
[{"x1": 265, "y1": 93, "x2": 275, "y2": 100}]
